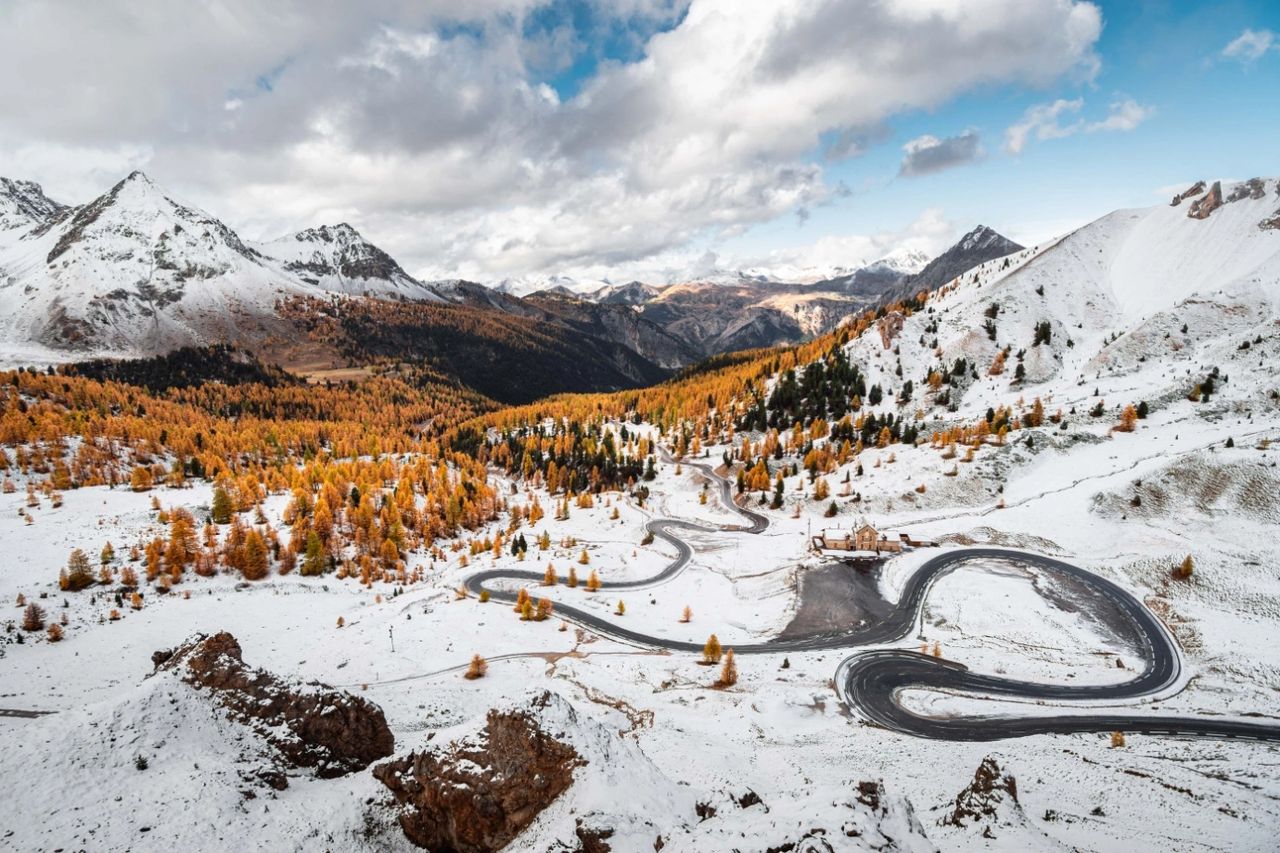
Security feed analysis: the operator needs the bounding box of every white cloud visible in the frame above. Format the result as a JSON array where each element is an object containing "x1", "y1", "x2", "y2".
[
  {"x1": 898, "y1": 130, "x2": 983, "y2": 177},
  {"x1": 1004, "y1": 96, "x2": 1152, "y2": 154},
  {"x1": 1085, "y1": 98, "x2": 1155, "y2": 133},
  {"x1": 1221, "y1": 28, "x2": 1274, "y2": 63},
  {"x1": 1004, "y1": 98, "x2": 1084, "y2": 154},
  {"x1": 0, "y1": 0, "x2": 1104, "y2": 279}
]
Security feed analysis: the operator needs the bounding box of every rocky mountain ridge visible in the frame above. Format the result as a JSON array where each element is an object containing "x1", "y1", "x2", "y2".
[
  {"x1": 258, "y1": 222, "x2": 448, "y2": 302},
  {"x1": 0, "y1": 172, "x2": 459, "y2": 360},
  {"x1": 0, "y1": 170, "x2": 942, "y2": 387},
  {"x1": 0, "y1": 177, "x2": 67, "y2": 233},
  {"x1": 871, "y1": 224, "x2": 1024, "y2": 306}
]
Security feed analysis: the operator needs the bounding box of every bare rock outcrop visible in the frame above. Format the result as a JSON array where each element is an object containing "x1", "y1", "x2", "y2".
[
  {"x1": 373, "y1": 691, "x2": 584, "y2": 852},
  {"x1": 1260, "y1": 208, "x2": 1280, "y2": 232},
  {"x1": 941, "y1": 756, "x2": 1019, "y2": 829},
  {"x1": 1170, "y1": 180, "x2": 1205, "y2": 206},
  {"x1": 842, "y1": 779, "x2": 934, "y2": 848},
  {"x1": 1226, "y1": 177, "x2": 1267, "y2": 203},
  {"x1": 877, "y1": 311, "x2": 905, "y2": 349},
  {"x1": 152, "y1": 631, "x2": 394, "y2": 778},
  {"x1": 574, "y1": 819, "x2": 615, "y2": 852},
  {"x1": 1187, "y1": 181, "x2": 1223, "y2": 220}
]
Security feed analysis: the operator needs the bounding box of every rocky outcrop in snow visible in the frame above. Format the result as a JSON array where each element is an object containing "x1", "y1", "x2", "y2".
[
  {"x1": 374, "y1": 691, "x2": 584, "y2": 852},
  {"x1": 941, "y1": 756, "x2": 1019, "y2": 829},
  {"x1": 1170, "y1": 180, "x2": 1206, "y2": 206},
  {"x1": 574, "y1": 821, "x2": 616, "y2": 852},
  {"x1": 1187, "y1": 181, "x2": 1223, "y2": 219},
  {"x1": 877, "y1": 311, "x2": 905, "y2": 349},
  {"x1": 840, "y1": 780, "x2": 934, "y2": 850},
  {"x1": 1227, "y1": 177, "x2": 1267, "y2": 203},
  {"x1": 373, "y1": 689, "x2": 699, "y2": 851},
  {"x1": 152, "y1": 631, "x2": 394, "y2": 778}
]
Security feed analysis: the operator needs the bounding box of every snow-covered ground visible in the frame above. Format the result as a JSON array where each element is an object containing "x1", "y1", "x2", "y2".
[
  {"x1": 2, "y1": 395, "x2": 1279, "y2": 851},
  {"x1": 2, "y1": 179, "x2": 1279, "y2": 851}
]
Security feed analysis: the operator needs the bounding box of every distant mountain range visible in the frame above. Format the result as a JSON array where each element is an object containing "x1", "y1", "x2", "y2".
[
  {"x1": 0, "y1": 170, "x2": 1031, "y2": 401},
  {"x1": 489, "y1": 247, "x2": 932, "y2": 299}
]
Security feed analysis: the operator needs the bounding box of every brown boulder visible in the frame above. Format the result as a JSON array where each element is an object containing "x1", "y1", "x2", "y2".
[
  {"x1": 152, "y1": 631, "x2": 394, "y2": 778},
  {"x1": 1187, "y1": 181, "x2": 1223, "y2": 220},
  {"x1": 373, "y1": 691, "x2": 584, "y2": 852}
]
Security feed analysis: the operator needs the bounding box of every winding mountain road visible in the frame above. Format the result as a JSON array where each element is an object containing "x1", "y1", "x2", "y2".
[{"x1": 466, "y1": 454, "x2": 1280, "y2": 743}]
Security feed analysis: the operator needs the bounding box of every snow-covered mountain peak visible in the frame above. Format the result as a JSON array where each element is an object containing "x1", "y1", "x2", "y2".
[
  {"x1": 44, "y1": 169, "x2": 258, "y2": 269},
  {"x1": 0, "y1": 170, "x2": 468, "y2": 361},
  {"x1": 592, "y1": 280, "x2": 664, "y2": 305},
  {"x1": 493, "y1": 273, "x2": 614, "y2": 297},
  {"x1": 120, "y1": 168, "x2": 158, "y2": 190},
  {"x1": 92, "y1": 170, "x2": 197, "y2": 224},
  {"x1": 0, "y1": 172, "x2": 303, "y2": 357},
  {"x1": 956, "y1": 224, "x2": 1015, "y2": 254},
  {"x1": 292, "y1": 222, "x2": 362, "y2": 244},
  {"x1": 257, "y1": 222, "x2": 445, "y2": 302},
  {"x1": 866, "y1": 247, "x2": 931, "y2": 276}
]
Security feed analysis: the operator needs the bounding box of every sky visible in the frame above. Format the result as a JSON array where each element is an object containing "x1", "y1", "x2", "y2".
[{"x1": 0, "y1": 0, "x2": 1276, "y2": 284}]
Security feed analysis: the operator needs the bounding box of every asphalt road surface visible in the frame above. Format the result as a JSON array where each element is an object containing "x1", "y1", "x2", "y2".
[{"x1": 467, "y1": 455, "x2": 1280, "y2": 743}]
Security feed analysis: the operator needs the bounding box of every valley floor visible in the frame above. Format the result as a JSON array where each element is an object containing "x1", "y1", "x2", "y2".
[{"x1": 2, "y1": 401, "x2": 1280, "y2": 852}]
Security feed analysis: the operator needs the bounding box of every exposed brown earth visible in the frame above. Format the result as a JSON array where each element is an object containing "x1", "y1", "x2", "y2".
[
  {"x1": 373, "y1": 691, "x2": 584, "y2": 852},
  {"x1": 152, "y1": 631, "x2": 394, "y2": 778}
]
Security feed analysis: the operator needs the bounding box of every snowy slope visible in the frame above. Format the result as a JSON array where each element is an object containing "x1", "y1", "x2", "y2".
[
  {"x1": 0, "y1": 665, "x2": 402, "y2": 852},
  {"x1": 4, "y1": 407, "x2": 1280, "y2": 851},
  {"x1": 841, "y1": 178, "x2": 1280, "y2": 419}
]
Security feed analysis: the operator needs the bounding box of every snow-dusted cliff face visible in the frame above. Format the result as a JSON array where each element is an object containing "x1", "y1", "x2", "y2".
[
  {"x1": 0, "y1": 177, "x2": 67, "y2": 235},
  {"x1": 0, "y1": 172, "x2": 445, "y2": 361},
  {"x1": 255, "y1": 223, "x2": 445, "y2": 302},
  {"x1": 873, "y1": 225, "x2": 1024, "y2": 305},
  {"x1": 0, "y1": 171, "x2": 303, "y2": 357}
]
